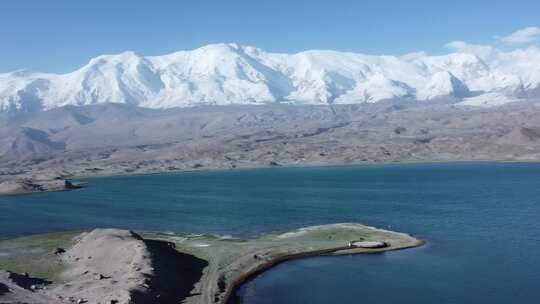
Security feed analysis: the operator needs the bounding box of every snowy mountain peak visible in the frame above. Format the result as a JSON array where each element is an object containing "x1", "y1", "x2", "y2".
[
  {"x1": 1, "y1": 43, "x2": 539, "y2": 113},
  {"x1": 417, "y1": 71, "x2": 470, "y2": 100},
  {"x1": 88, "y1": 50, "x2": 140, "y2": 63}
]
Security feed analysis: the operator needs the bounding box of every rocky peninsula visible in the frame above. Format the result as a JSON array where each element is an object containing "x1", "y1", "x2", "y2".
[{"x1": 0, "y1": 224, "x2": 423, "y2": 304}]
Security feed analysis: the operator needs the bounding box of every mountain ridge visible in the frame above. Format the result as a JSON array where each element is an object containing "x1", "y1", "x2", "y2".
[{"x1": 1, "y1": 43, "x2": 540, "y2": 113}]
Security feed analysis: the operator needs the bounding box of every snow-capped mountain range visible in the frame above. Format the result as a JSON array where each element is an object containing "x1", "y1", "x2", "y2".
[{"x1": 1, "y1": 43, "x2": 540, "y2": 113}]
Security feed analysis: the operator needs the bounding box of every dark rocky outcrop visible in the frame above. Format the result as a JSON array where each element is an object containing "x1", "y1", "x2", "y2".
[{"x1": 130, "y1": 240, "x2": 208, "y2": 304}]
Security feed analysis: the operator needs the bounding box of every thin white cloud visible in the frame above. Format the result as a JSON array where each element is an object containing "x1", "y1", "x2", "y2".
[
  {"x1": 499, "y1": 26, "x2": 540, "y2": 44},
  {"x1": 444, "y1": 26, "x2": 540, "y2": 57},
  {"x1": 445, "y1": 41, "x2": 493, "y2": 58}
]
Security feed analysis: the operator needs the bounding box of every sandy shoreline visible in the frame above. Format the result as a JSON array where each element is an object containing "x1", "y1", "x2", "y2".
[
  {"x1": 0, "y1": 224, "x2": 424, "y2": 304},
  {"x1": 1, "y1": 159, "x2": 534, "y2": 196}
]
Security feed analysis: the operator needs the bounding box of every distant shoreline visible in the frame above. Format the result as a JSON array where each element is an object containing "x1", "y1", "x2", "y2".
[
  {"x1": 1, "y1": 159, "x2": 538, "y2": 196},
  {"x1": 2, "y1": 101, "x2": 540, "y2": 196}
]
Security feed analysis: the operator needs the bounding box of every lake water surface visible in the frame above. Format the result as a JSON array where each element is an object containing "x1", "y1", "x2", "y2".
[{"x1": 1, "y1": 162, "x2": 539, "y2": 303}]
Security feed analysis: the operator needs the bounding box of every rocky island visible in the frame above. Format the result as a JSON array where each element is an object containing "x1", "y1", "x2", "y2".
[{"x1": 0, "y1": 224, "x2": 423, "y2": 304}]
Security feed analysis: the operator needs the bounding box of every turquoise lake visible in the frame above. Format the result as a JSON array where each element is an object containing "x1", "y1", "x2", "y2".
[{"x1": 1, "y1": 162, "x2": 539, "y2": 303}]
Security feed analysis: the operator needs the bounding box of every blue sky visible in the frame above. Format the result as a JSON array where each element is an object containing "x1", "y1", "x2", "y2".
[{"x1": 1, "y1": 0, "x2": 539, "y2": 73}]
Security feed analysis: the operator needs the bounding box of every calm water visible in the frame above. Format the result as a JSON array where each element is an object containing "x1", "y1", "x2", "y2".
[{"x1": 1, "y1": 162, "x2": 539, "y2": 303}]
